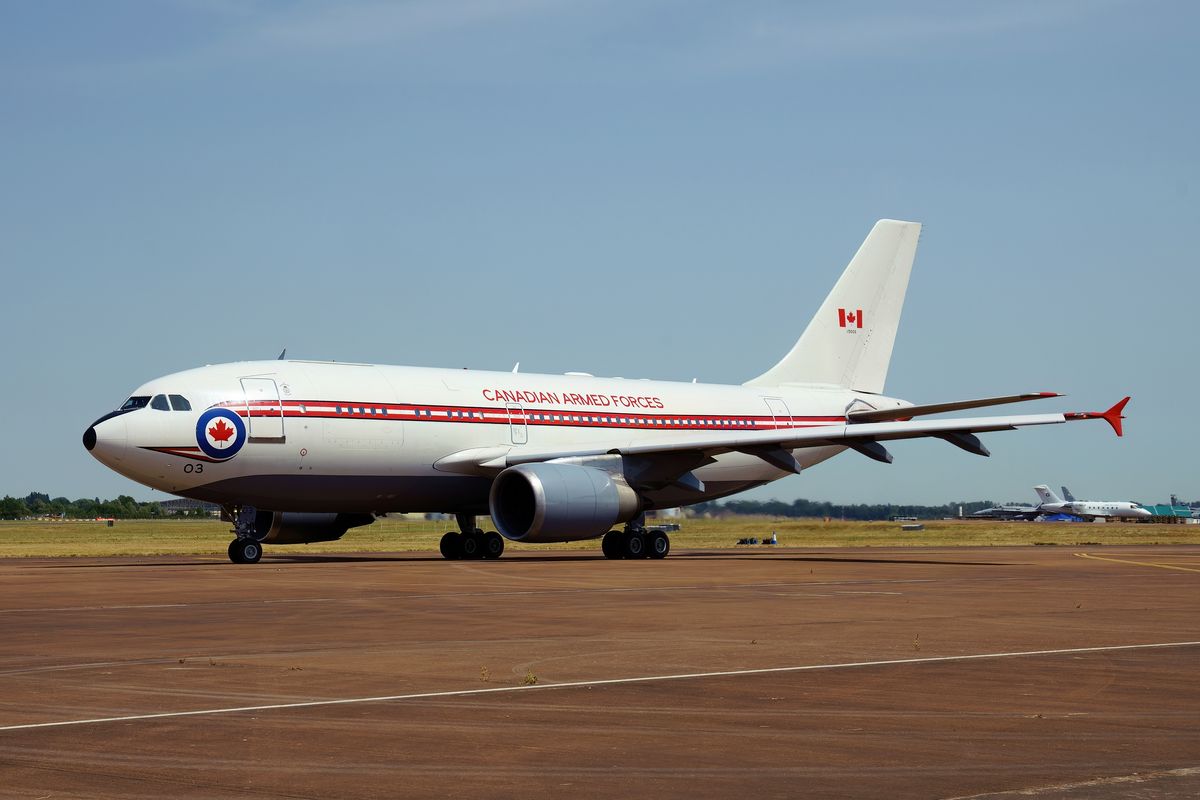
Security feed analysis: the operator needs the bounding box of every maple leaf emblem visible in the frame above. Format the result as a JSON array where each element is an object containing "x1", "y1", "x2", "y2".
[{"x1": 208, "y1": 418, "x2": 235, "y2": 444}]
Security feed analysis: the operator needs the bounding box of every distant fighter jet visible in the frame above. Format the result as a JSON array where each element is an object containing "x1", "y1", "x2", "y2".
[{"x1": 969, "y1": 503, "x2": 1040, "y2": 520}]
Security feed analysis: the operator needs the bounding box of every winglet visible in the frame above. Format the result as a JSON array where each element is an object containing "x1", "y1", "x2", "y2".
[
  {"x1": 1102, "y1": 396, "x2": 1130, "y2": 437},
  {"x1": 1066, "y1": 396, "x2": 1130, "y2": 437}
]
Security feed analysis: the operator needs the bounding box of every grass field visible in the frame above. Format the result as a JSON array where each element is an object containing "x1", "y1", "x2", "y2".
[{"x1": 0, "y1": 516, "x2": 1195, "y2": 558}]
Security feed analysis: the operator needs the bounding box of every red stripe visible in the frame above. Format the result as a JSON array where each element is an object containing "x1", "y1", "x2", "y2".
[{"x1": 217, "y1": 399, "x2": 841, "y2": 432}]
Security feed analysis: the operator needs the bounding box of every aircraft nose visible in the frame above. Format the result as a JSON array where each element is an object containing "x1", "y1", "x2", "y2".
[{"x1": 85, "y1": 415, "x2": 128, "y2": 463}]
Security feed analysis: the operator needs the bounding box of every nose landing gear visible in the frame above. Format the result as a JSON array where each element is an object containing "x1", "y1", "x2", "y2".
[
  {"x1": 228, "y1": 537, "x2": 263, "y2": 564},
  {"x1": 226, "y1": 505, "x2": 264, "y2": 564},
  {"x1": 439, "y1": 514, "x2": 505, "y2": 560}
]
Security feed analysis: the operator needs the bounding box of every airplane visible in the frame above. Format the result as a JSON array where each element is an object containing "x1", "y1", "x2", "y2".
[
  {"x1": 1032, "y1": 485, "x2": 1151, "y2": 520},
  {"x1": 968, "y1": 503, "x2": 1040, "y2": 520},
  {"x1": 82, "y1": 220, "x2": 1131, "y2": 564}
]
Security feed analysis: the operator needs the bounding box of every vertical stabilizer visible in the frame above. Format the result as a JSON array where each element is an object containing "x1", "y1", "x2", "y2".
[
  {"x1": 745, "y1": 219, "x2": 920, "y2": 393},
  {"x1": 1034, "y1": 485, "x2": 1064, "y2": 505},
  {"x1": 1061, "y1": 486, "x2": 1076, "y2": 502}
]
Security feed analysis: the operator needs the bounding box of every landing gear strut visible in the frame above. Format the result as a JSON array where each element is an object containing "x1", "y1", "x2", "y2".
[
  {"x1": 440, "y1": 513, "x2": 504, "y2": 560},
  {"x1": 602, "y1": 516, "x2": 670, "y2": 560},
  {"x1": 227, "y1": 506, "x2": 264, "y2": 564}
]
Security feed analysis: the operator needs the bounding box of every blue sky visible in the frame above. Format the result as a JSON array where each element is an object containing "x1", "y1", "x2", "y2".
[{"x1": 2, "y1": 0, "x2": 1196, "y2": 506}]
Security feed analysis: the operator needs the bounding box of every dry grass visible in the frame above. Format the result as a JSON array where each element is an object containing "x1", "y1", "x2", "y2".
[{"x1": 0, "y1": 516, "x2": 1195, "y2": 558}]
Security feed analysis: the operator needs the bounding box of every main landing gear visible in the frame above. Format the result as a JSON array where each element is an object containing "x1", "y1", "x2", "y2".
[
  {"x1": 440, "y1": 513, "x2": 504, "y2": 560},
  {"x1": 602, "y1": 519, "x2": 670, "y2": 560}
]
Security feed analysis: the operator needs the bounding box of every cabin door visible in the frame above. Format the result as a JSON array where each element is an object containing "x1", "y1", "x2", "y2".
[{"x1": 241, "y1": 377, "x2": 286, "y2": 441}]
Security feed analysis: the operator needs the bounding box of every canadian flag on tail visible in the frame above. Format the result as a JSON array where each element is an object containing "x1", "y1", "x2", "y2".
[{"x1": 838, "y1": 308, "x2": 863, "y2": 331}]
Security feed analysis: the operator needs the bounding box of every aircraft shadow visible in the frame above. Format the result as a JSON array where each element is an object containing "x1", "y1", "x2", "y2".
[{"x1": 28, "y1": 552, "x2": 1014, "y2": 568}]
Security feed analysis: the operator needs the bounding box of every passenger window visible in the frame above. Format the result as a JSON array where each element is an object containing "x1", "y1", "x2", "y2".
[
  {"x1": 150, "y1": 394, "x2": 170, "y2": 411},
  {"x1": 169, "y1": 395, "x2": 191, "y2": 411}
]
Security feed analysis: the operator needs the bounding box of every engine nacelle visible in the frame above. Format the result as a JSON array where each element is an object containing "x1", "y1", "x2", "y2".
[
  {"x1": 251, "y1": 511, "x2": 375, "y2": 545},
  {"x1": 489, "y1": 463, "x2": 640, "y2": 543}
]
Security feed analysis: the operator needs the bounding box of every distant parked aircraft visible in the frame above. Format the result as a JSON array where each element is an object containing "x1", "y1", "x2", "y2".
[
  {"x1": 1033, "y1": 485, "x2": 1151, "y2": 520},
  {"x1": 969, "y1": 503, "x2": 1040, "y2": 520}
]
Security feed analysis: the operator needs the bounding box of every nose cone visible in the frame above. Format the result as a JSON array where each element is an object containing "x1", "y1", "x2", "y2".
[{"x1": 85, "y1": 415, "x2": 128, "y2": 465}]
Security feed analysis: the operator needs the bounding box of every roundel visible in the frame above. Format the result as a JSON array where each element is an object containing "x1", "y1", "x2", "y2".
[{"x1": 196, "y1": 408, "x2": 247, "y2": 460}]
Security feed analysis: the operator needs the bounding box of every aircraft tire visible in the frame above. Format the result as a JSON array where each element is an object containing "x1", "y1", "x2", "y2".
[
  {"x1": 623, "y1": 531, "x2": 646, "y2": 559},
  {"x1": 482, "y1": 531, "x2": 504, "y2": 559},
  {"x1": 234, "y1": 538, "x2": 262, "y2": 564},
  {"x1": 461, "y1": 531, "x2": 484, "y2": 559},
  {"x1": 601, "y1": 531, "x2": 623, "y2": 559},
  {"x1": 439, "y1": 532, "x2": 461, "y2": 560},
  {"x1": 647, "y1": 530, "x2": 670, "y2": 559},
  {"x1": 227, "y1": 539, "x2": 244, "y2": 564}
]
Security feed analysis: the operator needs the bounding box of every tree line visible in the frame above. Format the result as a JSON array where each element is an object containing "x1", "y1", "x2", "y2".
[
  {"x1": 691, "y1": 498, "x2": 1000, "y2": 520},
  {"x1": 0, "y1": 492, "x2": 180, "y2": 520},
  {"x1": 4, "y1": 492, "x2": 1193, "y2": 523}
]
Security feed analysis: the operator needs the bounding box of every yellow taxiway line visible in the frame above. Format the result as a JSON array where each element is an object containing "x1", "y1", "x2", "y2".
[{"x1": 1074, "y1": 552, "x2": 1200, "y2": 573}]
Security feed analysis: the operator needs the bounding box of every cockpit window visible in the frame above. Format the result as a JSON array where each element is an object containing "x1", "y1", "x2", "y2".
[
  {"x1": 150, "y1": 394, "x2": 170, "y2": 411},
  {"x1": 168, "y1": 395, "x2": 191, "y2": 411},
  {"x1": 120, "y1": 396, "x2": 151, "y2": 411}
]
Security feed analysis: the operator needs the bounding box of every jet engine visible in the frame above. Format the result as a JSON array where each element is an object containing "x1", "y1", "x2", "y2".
[
  {"x1": 250, "y1": 511, "x2": 375, "y2": 545},
  {"x1": 489, "y1": 463, "x2": 640, "y2": 543}
]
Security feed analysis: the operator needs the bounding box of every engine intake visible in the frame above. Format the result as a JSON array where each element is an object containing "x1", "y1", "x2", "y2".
[
  {"x1": 489, "y1": 463, "x2": 640, "y2": 543},
  {"x1": 251, "y1": 511, "x2": 375, "y2": 545}
]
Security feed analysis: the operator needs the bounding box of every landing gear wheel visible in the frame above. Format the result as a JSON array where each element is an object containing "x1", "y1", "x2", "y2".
[
  {"x1": 602, "y1": 530, "x2": 623, "y2": 559},
  {"x1": 623, "y1": 531, "x2": 647, "y2": 559},
  {"x1": 482, "y1": 531, "x2": 504, "y2": 559},
  {"x1": 461, "y1": 531, "x2": 484, "y2": 559},
  {"x1": 231, "y1": 538, "x2": 262, "y2": 564},
  {"x1": 439, "y1": 531, "x2": 461, "y2": 560},
  {"x1": 647, "y1": 530, "x2": 670, "y2": 559}
]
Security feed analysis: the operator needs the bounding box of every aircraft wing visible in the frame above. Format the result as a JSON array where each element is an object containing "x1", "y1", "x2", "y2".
[
  {"x1": 437, "y1": 397, "x2": 1129, "y2": 489},
  {"x1": 846, "y1": 392, "x2": 1063, "y2": 423}
]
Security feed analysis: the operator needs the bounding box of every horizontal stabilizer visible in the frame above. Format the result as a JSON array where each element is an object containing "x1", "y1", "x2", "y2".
[{"x1": 849, "y1": 392, "x2": 1062, "y2": 423}]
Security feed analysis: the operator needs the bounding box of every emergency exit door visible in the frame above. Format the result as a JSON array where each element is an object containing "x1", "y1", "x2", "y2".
[
  {"x1": 506, "y1": 402, "x2": 528, "y2": 445},
  {"x1": 763, "y1": 397, "x2": 792, "y2": 430}
]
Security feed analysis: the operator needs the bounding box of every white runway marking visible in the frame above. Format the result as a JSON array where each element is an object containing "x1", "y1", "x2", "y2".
[
  {"x1": 2, "y1": 640, "x2": 1196, "y2": 734},
  {"x1": 0, "y1": 578, "x2": 937, "y2": 615}
]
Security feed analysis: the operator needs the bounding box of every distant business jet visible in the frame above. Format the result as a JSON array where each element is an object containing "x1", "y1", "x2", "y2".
[
  {"x1": 1033, "y1": 485, "x2": 1151, "y2": 520},
  {"x1": 83, "y1": 220, "x2": 1130, "y2": 563}
]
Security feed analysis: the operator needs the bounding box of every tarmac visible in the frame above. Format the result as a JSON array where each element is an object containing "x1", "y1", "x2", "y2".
[{"x1": 0, "y1": 544, "x2": 1197, "y2": 798}]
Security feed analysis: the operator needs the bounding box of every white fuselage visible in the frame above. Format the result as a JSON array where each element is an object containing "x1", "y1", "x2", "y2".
[
  {"x1": 85, "y1": 360, "x2": 904, "y2": 514},
  {"x1": 1039, "y1": 500, "x2": 1151, "y2": 520}
]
